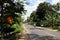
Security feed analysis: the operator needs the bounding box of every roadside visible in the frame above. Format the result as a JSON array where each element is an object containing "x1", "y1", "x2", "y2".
[
  {"x1": 18, "y1": 24, "x2": 28, "y2": 40},
  {"x1": 28, "y1": 24, "x2": 59, "y2": 32},
  {"x1": 36, "y1": 26, "x2": 58, "y2": 32}
]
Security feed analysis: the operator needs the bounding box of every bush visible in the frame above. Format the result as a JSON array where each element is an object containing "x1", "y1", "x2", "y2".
[
  {"x1": 52, "y1": 26, "x2": 58, "y2": 29},
  {"x1": 11, "y1": 24, "x2": 23, "y2": 33},
  {"x1": 2, "y1": 24, "x2": 15, "y2": 33},
  {"x1": 58, "y1": 26, "x2": 60, "y2": 31},
  {"x1": 2, "y1": 23, "x2": 23, "y2": 33}
]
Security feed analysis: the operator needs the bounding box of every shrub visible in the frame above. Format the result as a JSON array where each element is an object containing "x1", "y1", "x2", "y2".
[{"x1": 58, "y1": 26, "x2": 60, "y2": 31}]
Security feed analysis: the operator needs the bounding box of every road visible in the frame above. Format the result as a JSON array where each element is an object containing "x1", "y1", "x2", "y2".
[{"x1": 24, "y1": 24, "x2": 60, "y2": 40}]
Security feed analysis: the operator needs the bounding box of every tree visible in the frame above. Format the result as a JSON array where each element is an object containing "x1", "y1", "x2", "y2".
[
  {"x1": 32, "y1": 2, "x2": 53, "y2": 26},
  {"x1": 29, "y1": 2, "x2": 60, "y2": 27},
  {"x1": 52, "y1": 3, "x2": 60, "y2": 11},
  {"x1": 0, "y1": 0, "x2": 25, "y2": 34}
]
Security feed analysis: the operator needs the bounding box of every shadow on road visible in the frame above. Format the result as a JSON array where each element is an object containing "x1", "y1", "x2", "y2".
[{"x1": 25, "y1": 34, "x2": 60, "y2": 40}]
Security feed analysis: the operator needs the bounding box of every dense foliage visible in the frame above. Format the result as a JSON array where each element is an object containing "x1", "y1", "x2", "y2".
[
  {"x1": 0, "y1": 0, "x2": 25, "y2": 33},
  {"x1": 27, "y1": 2, "x2": 60, "y2": 30}
]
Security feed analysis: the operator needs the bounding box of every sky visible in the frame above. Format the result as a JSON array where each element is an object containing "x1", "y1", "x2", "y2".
[{"x1": 24, "y1": 0, "x2": 60, "y2": 20}]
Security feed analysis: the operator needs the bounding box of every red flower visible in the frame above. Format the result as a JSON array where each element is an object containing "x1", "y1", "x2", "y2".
[{"x1": 7, "y1": 16, "x2": 13, "y2": 24}]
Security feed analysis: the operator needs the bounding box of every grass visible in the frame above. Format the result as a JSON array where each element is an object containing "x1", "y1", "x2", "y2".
[{"x1": 39, "y1": 26, "x2": 60, "y2": 31}]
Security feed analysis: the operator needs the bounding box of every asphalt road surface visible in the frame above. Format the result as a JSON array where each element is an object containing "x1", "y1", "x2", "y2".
[{"x1": 24, "y1": 24, "x2": 60, "y2": 40}]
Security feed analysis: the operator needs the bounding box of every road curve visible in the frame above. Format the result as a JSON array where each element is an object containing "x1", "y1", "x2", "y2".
[{"x1": 24, "y1": 24, "x2": 60, "y2": 40}]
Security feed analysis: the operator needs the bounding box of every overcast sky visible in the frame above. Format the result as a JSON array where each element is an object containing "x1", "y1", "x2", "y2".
[{"x1": 24, "y1": 0, "x2": 60, "y2": 20}]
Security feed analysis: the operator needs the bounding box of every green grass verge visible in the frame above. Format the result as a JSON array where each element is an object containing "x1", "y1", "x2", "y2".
[{"x1": 39, "y1": 26, "x2": 60, "y2": 31}]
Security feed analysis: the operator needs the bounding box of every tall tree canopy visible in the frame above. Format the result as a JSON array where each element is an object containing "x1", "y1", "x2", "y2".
[
  {"x1": 29, "y1": 2, "x2": 60, "y2": 26},
  {"x1": 36, "y1": 2, "x2": 52, "y2": 20}
]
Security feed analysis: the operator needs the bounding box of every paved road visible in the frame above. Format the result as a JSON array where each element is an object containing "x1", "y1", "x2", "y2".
[{"x1": 24, "y1": 24, "x2": 60, "y2": 40}]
